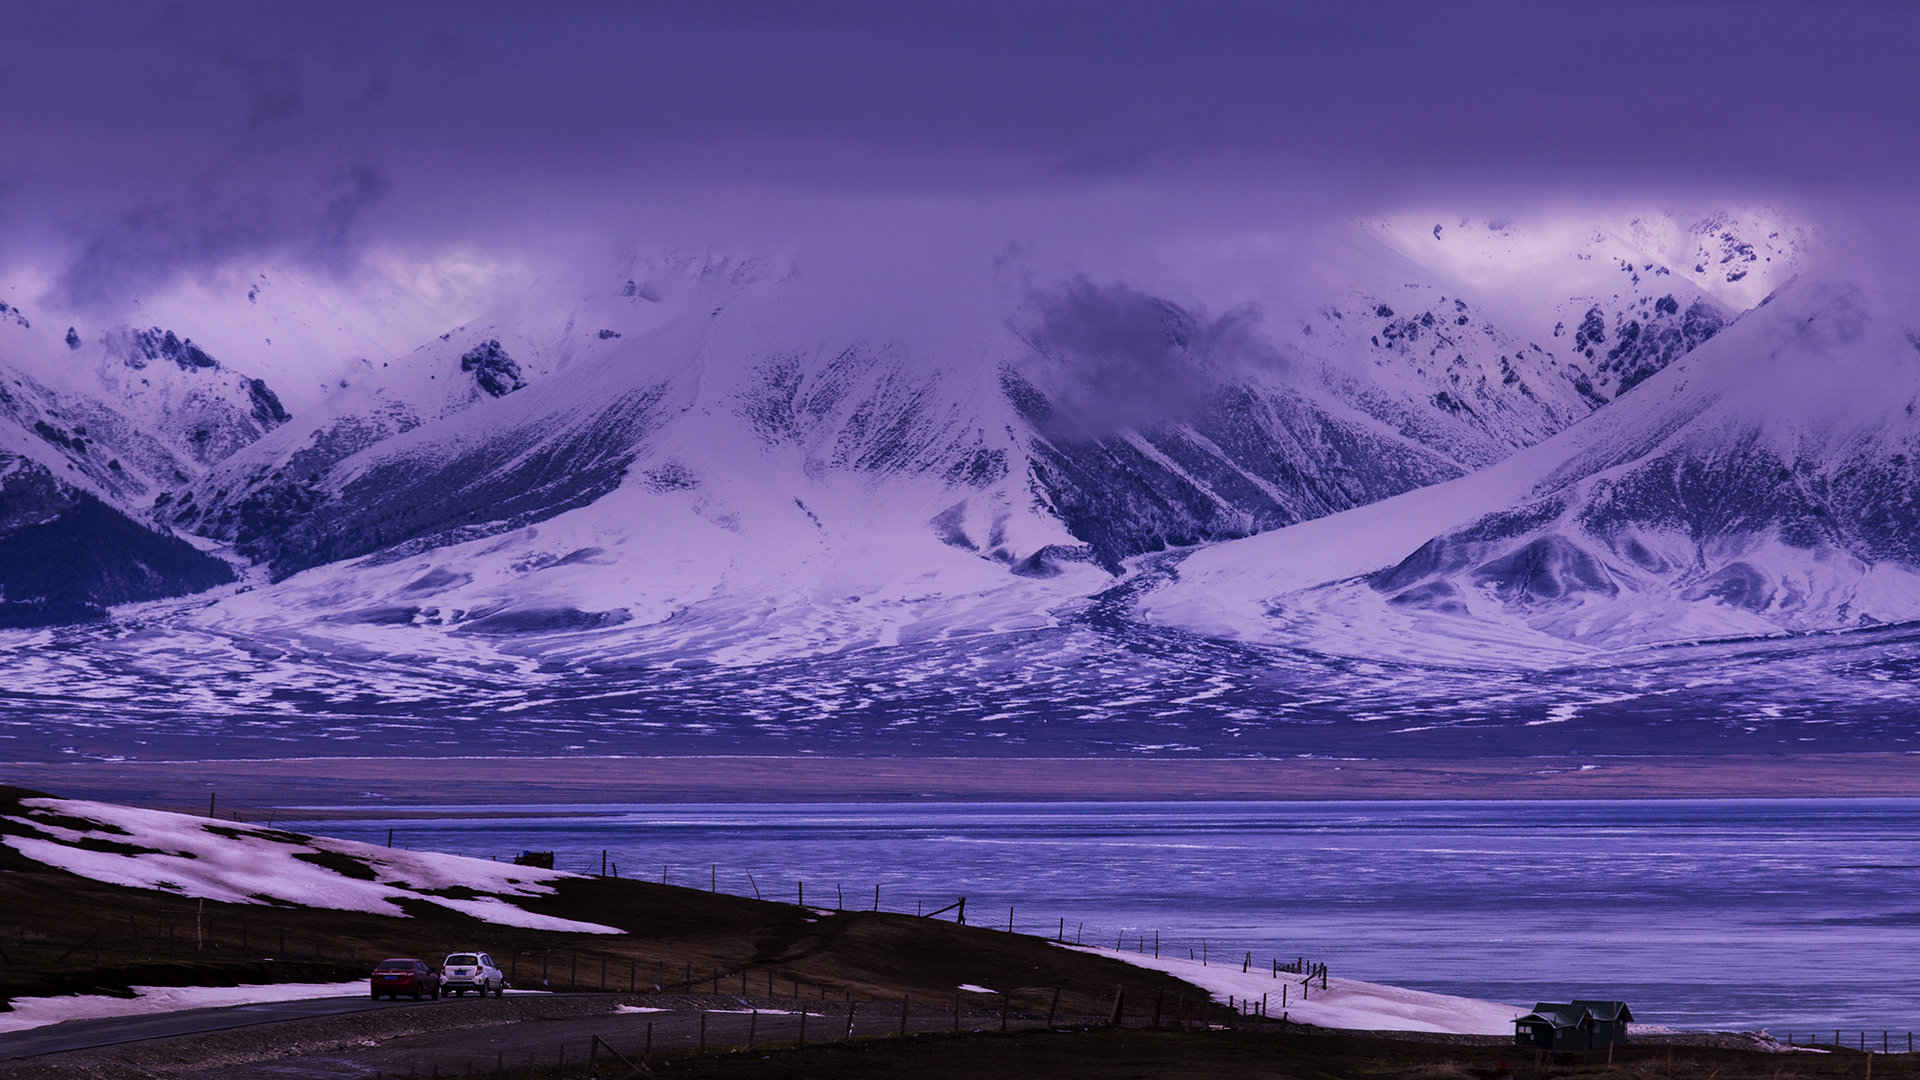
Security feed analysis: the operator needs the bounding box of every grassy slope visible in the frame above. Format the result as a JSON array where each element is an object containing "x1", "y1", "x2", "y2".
[{"x1": 0, "y1": 786, "x2": 1199, "y2": 1024}]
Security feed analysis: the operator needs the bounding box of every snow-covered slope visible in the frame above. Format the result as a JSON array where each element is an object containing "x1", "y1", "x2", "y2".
[
  {"x1": 155, "y1": 252, "x2": 707, "y2": 548},
  {"x1": 1371, "y1": 206, "x2": 1808, "y2": 405},
  {"x1": 1059, "y1": 944, "x2": 1521, "y2": 1035},
  {"x1": 0, "y1": 300, "x2": 290, "y2": 624},
  {"x1": 0, "y1": 795, "x2": 619, "y2": 933},
  {"x1": 1144, "y1": 275, "x2": 1920, "y2": 663},
  {"x1": 0, "y1": 302, "x2": 296, "y2": 495},
  {"x1": 156, "y1": 249, "x2": 1529, "y2": 602}
]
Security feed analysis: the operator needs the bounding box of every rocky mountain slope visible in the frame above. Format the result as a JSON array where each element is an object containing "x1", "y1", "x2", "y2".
[
  {"x1": 0, "y1": 452, "x2": 233, "y2": 627},
  {"x1": 1143, "y1": 274, "x2": 1920, "y2": 664}
]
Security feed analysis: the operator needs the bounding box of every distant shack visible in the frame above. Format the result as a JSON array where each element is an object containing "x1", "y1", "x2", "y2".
[{"x1": 1514, "y1": 1000, "x2": 1634, "y2": 1050}]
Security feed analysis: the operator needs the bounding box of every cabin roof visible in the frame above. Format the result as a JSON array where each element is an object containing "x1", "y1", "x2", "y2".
[
  {"x1": 1518, "y1": 1001, "x2": 1635, "y2": 1029},
  {"x1": 1519, "y1": 1004, "x2": 1591, "y2": 1029}
]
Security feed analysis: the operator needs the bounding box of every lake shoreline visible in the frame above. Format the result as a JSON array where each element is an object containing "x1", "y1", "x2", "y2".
[{"x1": 5, "y1": 752, "x2": 1918, "y2": 815}]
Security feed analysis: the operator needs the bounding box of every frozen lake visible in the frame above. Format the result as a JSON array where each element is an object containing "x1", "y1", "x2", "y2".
[{"x1": 278, "y1": 797, "x2": 1920, "y2": 1035}]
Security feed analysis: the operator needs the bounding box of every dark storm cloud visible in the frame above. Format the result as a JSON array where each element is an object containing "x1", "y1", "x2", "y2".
[
  {"x1": 1015, "y1": 278, "x2": 1286, "y2": 439},
  {"x1": 2, "y1": 0, "x2": 1916, "y2": 300},
  {"x1": 50, "y1": 163, "x2": 391, "y2": 308}
]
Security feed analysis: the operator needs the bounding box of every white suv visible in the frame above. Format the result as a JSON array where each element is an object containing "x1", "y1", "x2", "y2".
[{"x1": 440, "y1": 951, "x2": 505, "y2": 997}]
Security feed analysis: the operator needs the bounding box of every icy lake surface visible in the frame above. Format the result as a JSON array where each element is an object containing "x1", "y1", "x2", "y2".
[{"x1": 282, "y1": 798, "x2": 1920, "y2": 1035}]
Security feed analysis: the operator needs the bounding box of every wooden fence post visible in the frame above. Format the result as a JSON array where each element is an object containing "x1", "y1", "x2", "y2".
[
  {"x1": 1048, "y1": 986, "x2": 1060, "y2": 1028},
  {"x1": 1108, "y1": 986, "x2": 1125, "y2": 1027},
  {"x1": 900, "y1": 994, "x2": 911, "y2": 1036}
]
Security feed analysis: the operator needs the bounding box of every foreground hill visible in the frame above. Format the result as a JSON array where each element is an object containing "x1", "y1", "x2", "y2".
[{"x1": 0, "y1": 787, "x2": 1203, "y2": 1030}]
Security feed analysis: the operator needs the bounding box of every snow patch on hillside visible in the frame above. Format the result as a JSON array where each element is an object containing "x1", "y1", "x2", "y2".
[
  {"x1": 0, "y1": 981, "x2": 371, "y2": 1034},
  {"x1": 1058, "y1": 944, "x2": 1522, "y2": 1034},
  {"x1": 0, "y1": 798, "x2": 619, "y2": 933}
]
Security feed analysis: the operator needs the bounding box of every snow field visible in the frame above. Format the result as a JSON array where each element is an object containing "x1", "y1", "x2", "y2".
[
  {"x1": 1057, "y1": 944, "x2": 1522, "y2": 1035},
  {"x1": 1, "y1": 797, "x2": 621, "y2": 933},
  {"x1": 0, "y1": 981, "x2": 369, "y2": 1034}
]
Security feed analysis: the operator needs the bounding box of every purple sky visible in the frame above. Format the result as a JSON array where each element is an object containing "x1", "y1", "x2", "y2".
[{"x1": 3, "y1": 0, "x2": 1917, "y2": 304}]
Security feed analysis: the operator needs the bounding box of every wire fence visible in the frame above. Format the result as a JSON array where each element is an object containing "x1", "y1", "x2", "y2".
[
  {"x1": 368, "y1": 980, "x2": 1307, "y2": 1079},
  {"x1": 570, "y1": 851, "x2": 1338, "y2": 994}
]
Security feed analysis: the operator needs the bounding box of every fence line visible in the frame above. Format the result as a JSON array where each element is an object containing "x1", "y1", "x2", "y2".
[
  {"x1": 1785, "y1": 1030, "x2": 1918, "y2": 1054},
  {"x1": 573, "y1": 854, "x2": 1337, "y2": 999}
]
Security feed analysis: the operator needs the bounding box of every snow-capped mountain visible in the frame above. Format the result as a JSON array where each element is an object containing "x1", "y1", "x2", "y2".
[
  {"x1": 0, "y1": 313, "x2": 294, "y2": 502},
  {"x1": 0, "y1": 299, "x2": 302, "y2": 624},
  {"x1": 0, "y1": 210, "x2": 1782, "y2": 641},
  {"x1": 1143, "y1": 274, "x2": 1920, "y2": 664},
  {"x1": 14, "y1": 205, "x2": 1920, "y2": 759},
  {"x1": 1371, "y1": 207, "x2": 1811, "y2": 404}
]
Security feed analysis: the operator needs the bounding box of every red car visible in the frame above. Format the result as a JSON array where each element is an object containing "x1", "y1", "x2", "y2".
[{"x1": 370, "y1": 958, "x2": 442, "y2": 1000}]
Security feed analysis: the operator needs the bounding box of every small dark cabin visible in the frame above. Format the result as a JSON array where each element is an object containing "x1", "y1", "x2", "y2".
[
  {"x1": 1574, "y1": 1000, "x2": 1633, "y2": 1046},
  {"x1": 1515, "y1": 1000, "x2": 1633, "y2": 1050}
]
